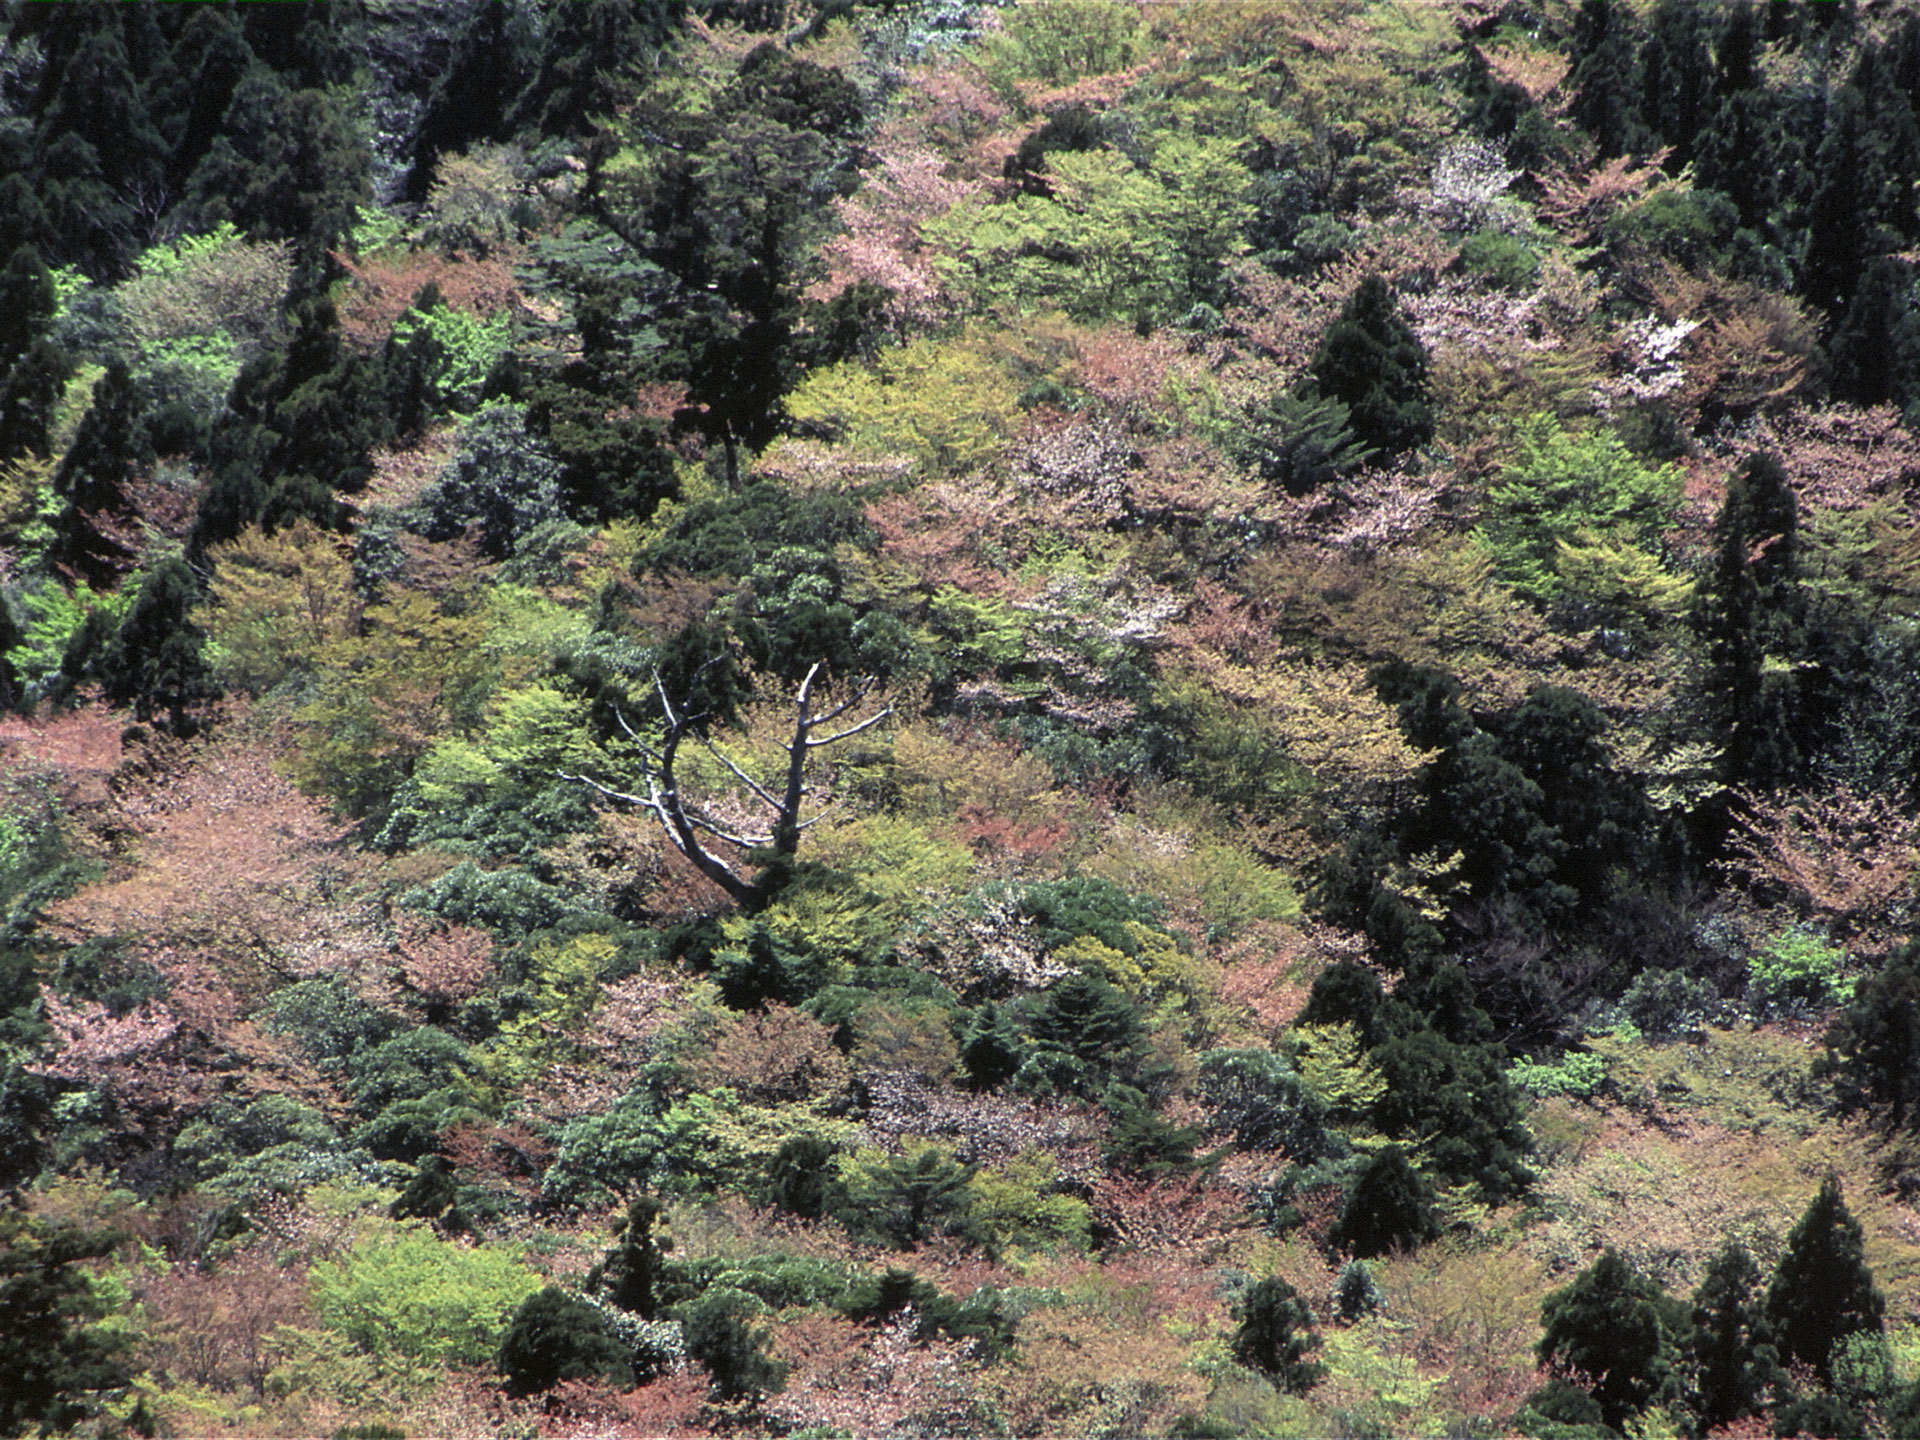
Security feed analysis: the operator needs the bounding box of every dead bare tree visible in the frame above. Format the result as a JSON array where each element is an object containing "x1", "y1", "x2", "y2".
[{"x1": 563, "y1": 660, "x2": 890, "y2": 907}]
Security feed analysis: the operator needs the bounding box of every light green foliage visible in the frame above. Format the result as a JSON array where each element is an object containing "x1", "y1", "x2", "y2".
[
  {"x1": 982, "y1": 0, "x2": 1145, "y2": 87},
  {"x1": 310, "y1": 1223, "x2": 543, "y2": 1368},
  {"x1": 347, "y1": 205, "x2": 407, "y2": 257},
  {"x1": 474, "y1": 931, "x2": 617, "y2": 1088},
  {"x1": 1289, "y1": 1023, "x2": 1386, "y2": 1132},
  {"x1": 388, "y1": 304, "x2": 513, "y2": 414},
  {"x1": 118, "y1": 222, "x2": 292, "y2": 407},
  {"x1": 1749, "y1": 928, "x2": 1855, "y2": 1013},
  {"x1": 929, "y1": 138, "x2": 1253, "y2": 328},
  {"x1": 415, "y1": 683, "x2": 596, "y2": 808},
  {"x1": 964, "y1": 1150, "x2": 1092, "y2": 1255},
  {"x1": 542, "y1": 1089, "x2": 836, "y2": 1207},
  {"x1": 928, "y1": 585, "x2": 1028, "y2": 676},
  {"x1": 785, "y1": 331, "x2": 1027, "y2": 472},
  {"x1": 1474, "y1": 416, "x2": 1683, "y2": 610},
  {"x1": 1508, "y1": 1048, "x2": 1609, "y2": 1099},
  {"x1": 810, "y1": 814, "x2": 973, "y2": 926},
  {"x1": 1583, "y1": 1026, "x2": 1830, "y2": 1136},
  {"x1": 8, "y1": 578, "x2": 129, "y2": 696}
]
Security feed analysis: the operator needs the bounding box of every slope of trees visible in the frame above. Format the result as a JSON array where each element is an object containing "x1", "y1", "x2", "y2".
[{"x1": 3, "y1": 1, "x2": 1920, "y2": 1436}]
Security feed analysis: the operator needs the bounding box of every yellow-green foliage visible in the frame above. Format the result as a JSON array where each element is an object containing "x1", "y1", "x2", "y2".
[
  {"x1": 965, "y1": 1150, "x2": 1093, "y2": 1256},
  {"x1": 805, "y1": 814, "x2": 974, "y2": 924},
  {"x1": 928, "y1": 139, "x2": 1253, "y2": 328},
  {"x1": 473, "y1": 931, "x2": 616, "y2": 1087},
  {"x1": 982, "y1": 0, "x2": 1145, "y2": 88},
  {"x1": 1050, "y1": 923, "x2": 1200, "y2": 1005},
  {"x1": 1289, "y1": 1023, "x2": 1386, "y2": 1132},
  {"x1": 1087, "y1": 818, "x2": 1301, "y2": 938},
  {"x1": 309, "y1": 1222, "x2": 543, "y2": 1369},
  {"x1": 201, "y1": 521, "x2": 361, "y2": 693},
  {"x1": 292, "y1": 586, "x2": 496, "y2": 817},
  {"x1": 1585, "y1": 1025, "x2": 1830, "y2": 1137},
  {"x1": 786, "y1": 330, "x2": 1027, "y2": 472},
  {"x1": 1312, "y1": 1322, "x2": 1446, "y2": 1436},
  {"x1": 414, "y1": 682, "x2": 597, "y2": 807}
]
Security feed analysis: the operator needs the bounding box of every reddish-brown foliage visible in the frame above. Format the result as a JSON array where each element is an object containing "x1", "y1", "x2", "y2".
[
  {"x1": 1722, "y1": 786, "x2": 1920, "y2": 957},
  {"x1": 685, "y1": 1003, "x2": 854, "y2": 1106},
  {"x1": 532, "y1": 1372, "x2": 711, "y2": 1438},
  {"x1": 137, "y1": 1245, "x2": 314, "y2": 1397},
  {"x1": 332, "y1": 248, "x2": 529, "y2": 351},
  {"x1": 1089, "y1": 1172, "x2": 1256, "y2": 1260}
]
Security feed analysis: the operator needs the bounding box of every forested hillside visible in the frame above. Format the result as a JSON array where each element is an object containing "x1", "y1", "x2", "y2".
[{"x1": 7, "y1": 0, "x2": 1920, "y2": 1435}]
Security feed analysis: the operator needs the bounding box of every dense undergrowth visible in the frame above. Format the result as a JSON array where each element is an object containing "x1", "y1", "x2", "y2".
[{"x1": 6, "y1": 0, "x2": 1920, "y2": 1435}]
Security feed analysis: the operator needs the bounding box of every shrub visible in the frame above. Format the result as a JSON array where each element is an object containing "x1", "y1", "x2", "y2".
[
  {"x1": 411, "y1": 401, "x2": 565, "y2": 560},
  {"x1": 1456, "y1": 227, "x2": 1541, "y2": 293},
  {"x1": 1748, "y1": 928, "x2": 1853, "y2": 1016},
  {"x1": 310, "y1": 1226, "x2": 543, "y2": 1368},
  {"x1": 677, "y1": 1287, "x2": 788, "y2": 1401},
  {"x1": 836, "y1": 1141, "x2": 980, "y2": 1250},
  {"x1": 963, "y1": 1150, "x2": 1091, "y2": 1256},
  {"x1": 765, "y1": 1133, "x2": 846, "y2": 1221},
  {"x1": 261, "y1": 978, "x2": 401, "y2": 1067},
  {"x1": 1506, "y1": 1048, "x2": 1608, "y2": 1099},
  {"x1": 1198, "y1": 1048, "x2": 1335, "y2": 1157},
  {"x1": 496, "y1": 1286, "x2": 632, "y2": 1396},
  {"x1": 1618, "y1": 968, "x2": 1718, "y2": 1040},
  {"x1": 1331, "y1": 1260, "x2": 1383, "y2": 1323}
]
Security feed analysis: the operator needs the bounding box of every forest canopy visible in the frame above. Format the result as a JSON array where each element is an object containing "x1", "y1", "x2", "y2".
[{"x1": 4, "y1": 1, "x2": 1920, "y2": 1436}]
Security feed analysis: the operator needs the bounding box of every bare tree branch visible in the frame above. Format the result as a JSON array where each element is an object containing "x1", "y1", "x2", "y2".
[{"x1": 565, "y1": 661, "x2": 889, "y2": 907}]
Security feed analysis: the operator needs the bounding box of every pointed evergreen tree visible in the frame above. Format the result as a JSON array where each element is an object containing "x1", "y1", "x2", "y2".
[
  {"x1": 1801, "y1": 87, "x2": 1870, "y2": 314},
  {"x1": 1764, "y1": 1176, "x2": 1885, "y2": 1382},
  {"x1": 0, "y1": 246, "x2": 57, "y2": 375},
  {"x1": 1692, "y1": 451, "x2": 1805, "y2": 793},
  {"x1": 1231, "y1": 1277, "x2": 1325, "y2": 1393},
  {"x1": 588, "y1": 1195, "x2": 668, "y2": 1317},
  {"x1": 1826, "y1": 938, "x2": 1920, "y2": 1127},
  {"x1": 1716, "y1": 1, "x2": 1761, "y2": 95},
  {"x1": 98, "y1": 557, "x2": 216, "y2": 735},
  {"x1": 1537, "y1": 1247, "x2": 1678, "y2": 1431},
  {"x1": 1329, "y1": 1145, "x2": 1439, "y2": 1258},
  {"x1": 1827, "y1": 256, "x2": 1920, "y2": 408},
  {"x1": 1020, "y1": 971, "x2": 1153, "y2": 1098},
  {"x1": 0, "y1": 340, "x2": 71, "y2": 462},
  {"x1": 1686, "y1": 1239, "x2": 1783, "y2": 1430},
  {"x1": 1694, "y1": 86, "x2": 1779, "y2": 230},
  {"x1": 1640, "y1": 0, "x2": 1716, "y2": 171},
  {"x1": 1569, "y1": 0, "x2": 1653, "y2": 161},
  {"x1": 1308, "y1": 275, "x2": 1431, "y2": 459}
]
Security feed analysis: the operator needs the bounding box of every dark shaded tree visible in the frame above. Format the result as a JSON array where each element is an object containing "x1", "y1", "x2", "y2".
[
  {"x1": 1231, "y1": 1276, "x2": 1324, "y2": 1393},
  {"x1": 1825, "y1": 938, "x2": 1920, "y2": 1128},
  {"x1": 0, "y1": 1210, "x2": 131, "y2": 1436},
  {"x1": 1329, "y1": 1145, "x2": 1438, "y2": 1258},
  {"x1": 1569, "y1": 0, "x2": 1653, "y2": 161},
  {"x1": 1692, "y1": 451, "x2": 1805, "y2": 795},
  {"x1": 1308, "y1": 275, "x2": 1431, "y2": 458},
  {"x1": 98, "y1": 557, "x2": 216, "y2": 735},
  {"x1": 679, "y1": 1286, "x2": 789, "y2": 1401},
  {"x1": 1685, "y1": 1238, "x2": 1782, "y2": 1431},
  {"x1": 1764, "y1": 1175, "x2": 1885, "y2": 1383},
  {"x1": 1537, "y1": 1247, "x2": 1678, "y2": 1431},
  {"x1": 1826, "y1": 255, "x2": 1920, "y2": 410},
  {"x1": 496, "y1": 1286, "x2": 632, "y2": 1397}
]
